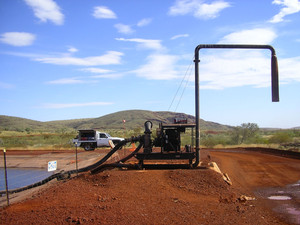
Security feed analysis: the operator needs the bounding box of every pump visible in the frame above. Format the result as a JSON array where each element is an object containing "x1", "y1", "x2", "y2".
[{"x1": 135, "y1": 120, "x2": 196, "y2": 167}]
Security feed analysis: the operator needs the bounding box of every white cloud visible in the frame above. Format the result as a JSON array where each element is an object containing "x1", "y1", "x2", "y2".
[
  {"x1": 46, "y1": 77, "x2": 88, "y2": 85},
  {"x1": 42, "y1": 102, "x2": 113, "y2": 109},
  {"x1": 80, "y1": 68, "x2": 114, "y2": 74},
  {"x1": 116, "y1": 38, "x2": 164, "y2": 51},
  {"x1": 137, "y1": 18, "x2": 152, "y2": 27},
  {"x1": 80, "y1": 68, "x2": 126, "y2": 79},
  {"x1": 0, "y1": 32, "x2": 36, "y2": 46},
  {"x1": 24, "y1": 0, "x2": 64, "y2": 25},
  {"x1": 47, "y1": 70, "x2": 121, "y2": 84},
  {"x1": 277, "y1": 56, "x2": 300, "y2": 83},
  {"x1": 269, "y1": 0, "x2": 300, "y2": 23},
  {"x1": 169, "y1": 0, "x2": 231, "y2": 19},
  {"x1": 93, "y1": 6, "x2": 117, "y2": 19},
  {"x1": 67, "y1": 46, "x2": 78, "y2": 53},
  {"x1": 2, "y1": 51, "x2": 47, "y2": 58},
  {"x1": 197, "y1": 51, "x2": 300, "y2": 90},
  {"x1": 90, "y1": 73, "x2": 124, "y2": 79},
  {"x1": 80, "y1": 68, "x2": 125, "y2": 79},
  {"x1": 218, "y1": 28, "x2": 277, "y2": 44},
  {"x1": 201, "y1": 29, "x2": 275, "y2": 89},
  {"x1": 171, "y1": 34, "x2": 189, "y2": 40},
  {"x1": 133, "y1": 54, "x2": 181, "y2": 80},
  {"x1": 35, "y1": 51, "x2": 123, "y2": 66},
  {"x1": 199, "y1": 51, "x2": 272, "y2": 89},
  {"x1": 114, "y1": 23, "x2": 134, "y2": 34}
]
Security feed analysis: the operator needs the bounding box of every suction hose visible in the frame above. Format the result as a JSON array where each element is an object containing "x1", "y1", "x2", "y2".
[
  {"x1": 91, "y1": 142, "x2": 143, "y2": 174},
  {"x1": 0, "y1": 136, "x2": 142, "y2": 195}
]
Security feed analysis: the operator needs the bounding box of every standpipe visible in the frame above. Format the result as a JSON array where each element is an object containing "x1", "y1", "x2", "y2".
[{"x1": 193, "y1": 44, "x2": 279, "y2": 167}]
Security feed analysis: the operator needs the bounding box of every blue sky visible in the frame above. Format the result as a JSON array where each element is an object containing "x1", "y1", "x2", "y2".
[{"x1": 0, "y1": 0, "x2": 300, "y2": 128}]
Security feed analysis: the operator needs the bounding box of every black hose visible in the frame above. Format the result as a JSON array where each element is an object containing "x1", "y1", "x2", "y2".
[
  {"x1": 0, "y1": 174, "x2": 59, "y2": 195},
  {"x1": 90, "y1": 163, "x2": 138, "y2": 174},
  {"x1": 0, "y1": 137, "x2": 141, "y2": 195},
  {"x1": 118, "y1": 142, "x2": 143, "y2": 163},
  {"x1": 91, "y1": 142, "x2": 143, "y2": 174},
  {"x1": 70, "y1": 139, "x2": 128, "y2": 174}
]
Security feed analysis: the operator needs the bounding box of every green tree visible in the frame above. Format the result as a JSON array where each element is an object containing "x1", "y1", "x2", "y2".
[{"x1": 230, "y1": 123, "x2": 259, "y2": 144}]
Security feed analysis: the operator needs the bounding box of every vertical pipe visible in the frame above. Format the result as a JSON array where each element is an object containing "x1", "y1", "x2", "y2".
[
  {"x1": 193, "y1": 44, "x2": 279, "y2": 168},
  {"x1": 271, "y1": 54, "x2": 279, "y2": 102},
  {"x1": 193, "y1": 47, "x2": 200, "y2": 167},
  {"x1": 3, "y1": 149, "x2": 9, "y2": 206}
]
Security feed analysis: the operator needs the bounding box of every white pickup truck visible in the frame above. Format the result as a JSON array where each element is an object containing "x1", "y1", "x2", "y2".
[{"x1": 73, "y1": 129, "x2": 124, "y2": 151}]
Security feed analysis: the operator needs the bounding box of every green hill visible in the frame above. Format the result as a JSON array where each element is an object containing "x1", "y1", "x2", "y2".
[
  {"x1": 0, "y1": 110, "x2": 232, "y2": 132},
  {"x1": 0, "y1": 115, "x2": 52, "y2": 131}
]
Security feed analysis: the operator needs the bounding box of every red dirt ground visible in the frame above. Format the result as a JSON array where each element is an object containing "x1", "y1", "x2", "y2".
[{"x1": 1, "y1": 148, "x2": 300, "y2": 224}]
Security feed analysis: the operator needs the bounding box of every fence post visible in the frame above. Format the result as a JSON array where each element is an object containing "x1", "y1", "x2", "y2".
[
  {"x1": 75, "y1": 142, "x2": 78, "y2": 176},
  {"x1": 3, "y1": 148, "x2": 9, "y2": 206}
]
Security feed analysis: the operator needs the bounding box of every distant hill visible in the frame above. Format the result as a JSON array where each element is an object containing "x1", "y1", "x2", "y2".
[
  {"x1": 0, "y1": 115, "x2": 54, "y2": 131},
  {"x1": 0, "y1": 110, "x2": 232, "y2": 132}
]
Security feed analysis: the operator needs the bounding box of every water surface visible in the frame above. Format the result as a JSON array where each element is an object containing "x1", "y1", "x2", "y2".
[{"x1": 0, "y1": 168, "x2": 53, "y2": 191}]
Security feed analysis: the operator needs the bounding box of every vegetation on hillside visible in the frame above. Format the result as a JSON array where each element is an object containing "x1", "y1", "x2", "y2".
[
  {"x1": 0, "y1": 124, "x2": 299, "y2": 151},
  {"x1": 0, "y1": 110, "x2": 231, "y2": 132},
  {"x1": 0, "y1": 111, "x2": 299, "y2": 151},
  {"x1": 200, "y1": 123, "x2": 300, "y2": 151}
]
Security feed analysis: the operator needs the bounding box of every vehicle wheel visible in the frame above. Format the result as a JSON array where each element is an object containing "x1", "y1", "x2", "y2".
[{"x1": 84, "y1": 144, "x2": 95, "y2": 151}]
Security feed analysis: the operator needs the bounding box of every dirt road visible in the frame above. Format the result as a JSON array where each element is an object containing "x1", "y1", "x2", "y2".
[
  {"x1": 1, "y1": 148, "x2": 300, "y2": 224},
  {"x1": 209, "y1": 149, "x2": 300, "y2": 224},
  {"x1": 209, "y1": 149, "x2": 300, "y2": 188}
]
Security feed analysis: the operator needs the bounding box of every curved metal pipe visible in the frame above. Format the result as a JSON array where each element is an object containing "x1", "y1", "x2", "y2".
[{"x1": 193, "y1": 44, "x2": 280, "y2": 168}]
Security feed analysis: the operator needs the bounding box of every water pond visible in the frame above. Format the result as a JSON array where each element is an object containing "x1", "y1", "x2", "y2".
[{"x1": 0, "y1": 168, "x2": 53, "y2": 191}]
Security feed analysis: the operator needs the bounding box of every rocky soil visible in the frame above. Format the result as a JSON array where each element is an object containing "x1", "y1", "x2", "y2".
[{"x1": 1, "y1": 148, "x2": 300, "y2": 224}]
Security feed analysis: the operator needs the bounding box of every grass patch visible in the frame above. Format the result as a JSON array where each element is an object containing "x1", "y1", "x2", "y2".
[
  {"x1": 0, "y1": 131, "x2": 76, "y2": 150},
  {"x1": 1, "y1": 129, "x2": 299, "y2": 152}
]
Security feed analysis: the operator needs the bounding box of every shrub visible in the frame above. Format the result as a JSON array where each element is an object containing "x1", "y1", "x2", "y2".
[
  {"x1": 269, "y1": 132, "x2": 292, "y2": 144},
  {"x1": 201, "y1": 134, "x2": 229, "y2": 148}
]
